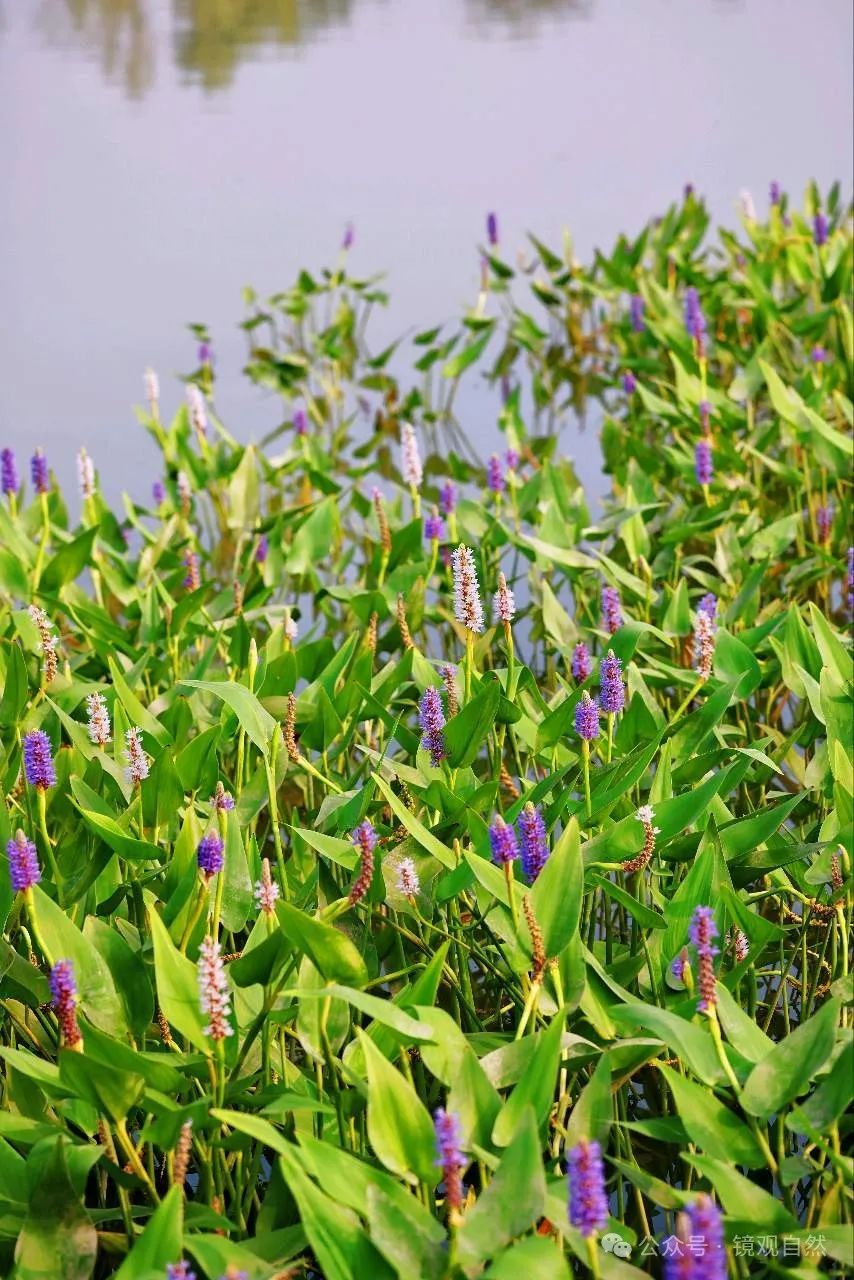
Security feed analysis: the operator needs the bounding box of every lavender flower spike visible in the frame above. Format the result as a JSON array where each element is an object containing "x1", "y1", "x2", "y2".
[
  {"x1": 439, "y1": 481, "x2": 457, "y2": 516},
  {"x1": 7, "y1": 830, "x2": 41, "y2": 893},
  {"x1": 434, "y1": 1108, "x2": 465, "y2": 1217},
  {"x1": 419, "y1": 687, "x2": 447, "y2": 768},
  {"x1": 518, "y1": 802, "x2": 549, "y2": 882},
  {"x1": 572, "y1": 642, "x2": 592, "y2": 682},
  {"x1": 486, "y1": 212, "x2": 498, "y2": 246},
  {"x1": 487, "y1": 453, "x2": 504, "y2": 494},
  {"x1": 197, "y1": 937, "x2": 233, "y2": 1041},
  {"x1": 401, "y1": 423, "x2": 423, "y2": 489},
  {"x1": 575, "y1": 691, "x2": 600, "y2": 741},
  {"x1": 684, "y1": 286, "x2": 707, "y2": 355},
  {"x1": 31, "y1": 449, "x2": 49, "y2": 495},
  {"x1": 51, "y1": 960, "x2": 83, "y2": 1050},
  {"x1": 255, "y1": 857, "x2": 280, "y2": 915},
  {"x1": 349, "y1": 819, "x2": 377, "y2": 905},
  {"x1": 23, "y1": 729, "x2": 56, "y2": 790},
  {"x1": 424, "y1": 506, "x2": 444, "y2": 543},
  {"x1": 197, "y1": 832, "x2": 224, "y2": 878},
  {"x1": 211, "y1": 781, "x2": 235, "y2": 811},
  {"x1": 697, "y1": 592, "x2": 718, "y2": 626},
  {"x1": 567, "y1": 1139, "x2": 608, "y2": 1237},
  {"x1": 769, "y1": 180, "x2": 781, "y2": 206},
  {"x1": 488, "y1": 815, "x2": 519, "y2": 867},
  {"x1": 77, "y1": 448, "x2": 96, "y2": 500},
  {"x1": 186, "y1": 383, "x2": 208, "y2": 439},
  {"x1": 695, "y1": 439, "x2": 713, "y2": 487},
  {"x1": 342, "y1": 221, "x2": 355, "y2": 251},
  {"x1": 124, "y1": 727, "x2": 150, "y2": 784},
  {"x1": 813, "y1": 212, "x2": 828, "y2": 246},
  {"x1": 622, "y1": 371, "x2": 637, "y2": 395},
  {"x1": 686, "y1": 1195, "x2": 726, "y2": 1280},
  {"x1": 629, "y1": 293, "x2": 645, "y2": 333},
  {"x1": 693, "y1": 609, "x2": 716, "y2": 681},
  {"x1": 86, "y1": 692, "x2": 112, "y2": 746},
  {"x1": 166, "y1": 1265, "x2": 196, "y2": 1280},
  {"x1": 494, "y1": 572, "x2": 516, "y2": 624},
  {"x1": 601, "y1": 584, "x2": 623, "y2": 635},
  {"x1": 689, "y1": 905, "x2": 719, "y2": 1014},
  {"x1": 599, "y1": 650, "x2": 625, "y2": 715},
  {"x1": 816, "y1": 505, "x2": 833, "y2": 544},
  {"x1": 452, "y1": 546, "x2": 485, "y2": 634},
  {"x1": 396, "y1": 857, "x2": 420, "y2": 898},
  {"x1": 1, "y1": 448, "x2": 19, "y2": 496}
]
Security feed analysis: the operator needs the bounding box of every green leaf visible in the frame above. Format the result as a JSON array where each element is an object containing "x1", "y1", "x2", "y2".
[
  {"x1": 108, "y1": 657, "x2": 172, "y2": 747},
  {"x1": 73, "y1": 804, "x2": 162, "y2": 862},
  {"x1": 276, "y1": 899, "x2": 368, "y2": 988},
  {"x1": 608, "y1": 1003, "x2": 725, "y2": 1086},
  {"x1": 657, "y1": 1063, "x2": 764, "y2": 1166},
  {"x1": 40, "y1": 528, "x2": 97, "y2": 592},
  {"x1": 482, "y1": 1236, "x2": 571, "y2": 1280},
  {"x1": 531, "y1": 817, "x2": 583, "y2": 958},
  {"x1": 366, "y1": 1184, "x2": 447, "y2": 1280},
  {"x1": 359, "y1": 1030, "x2": 437, "y2": 1185},
  {"x1": 372, "y1": 773, "x2": 455, "y2": 868},
  {"x1": 30, "y1": 885, "x2": 128, "y2": 1036},
  {"x1": 492, "y1": 1014, "x2": 564, "y2": 1146},
  {"x1": 178, "y1": 678, "x2": 277, "y2": 754},
  {"x1": 220, "y1": 811, "x2": 253, "y2": 933},
  {"x1": 458, "y1": 1107, "x2": 547, "y2": 1267},
  {"x1": 445, "y1": 684, "x2": 500, "y2": 768},
  {"x1": 147, "y1": 902, "x2": 210, "y2": 1053},
  {"x1": 0, "y1": 640, "x2": 28, "y2": 729},
  {"x1": 227, "y1": 444, "x2": 260, "y2": 529},
  {"x1": 114, "y1": 1186, "x2": 184, "y2": 1279},
  {"x1": 15, "y1": 1137, "x2": 97, "y2": 1280},
  {"x1": 442, "y1": 327, "x2": 493, "y2": 378},
  {"x1": 740, "y1": 998, "x2": 841, "y2": 1120},
  {"x1": 565, "y1": 1051, "x2": 612, "y2": 1148},
  {"x1": 289, "y1": 984, "x2": 434, "y2": 1042},
  {"x1": 685, "y1": 1155, "x2": 798, "y2": 1233}
]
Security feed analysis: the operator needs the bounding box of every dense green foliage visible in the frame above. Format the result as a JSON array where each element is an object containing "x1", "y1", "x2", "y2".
[{"x1": 0, "y1": 184, "x2": 852, "y2": 1278}]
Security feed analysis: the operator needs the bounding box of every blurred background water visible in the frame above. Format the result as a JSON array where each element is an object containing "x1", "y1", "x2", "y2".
[{"x1": 1, "y1": 0, "x2": 852, "y2": 503}]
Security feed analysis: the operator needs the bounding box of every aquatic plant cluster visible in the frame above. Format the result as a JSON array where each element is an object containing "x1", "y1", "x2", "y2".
[{"x1": 0, "y1": 184, "x2": 851, "y2": 1278}]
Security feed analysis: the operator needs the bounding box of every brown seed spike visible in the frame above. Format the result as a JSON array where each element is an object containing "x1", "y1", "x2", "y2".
[
  {"x1": 499, "y1": 761, "x2": 520, "y2": 800},
  {"x1": 441, "y1": 665, "x2": 459, "y2": 718},
  {"x1": 365, "y1": 610, "x2": 378, "y2": 655},
  {"x1": 397, "y1": 594, "x2": 414, "y2": 651},
  {"x1": 523, "y1": 896, "x2": 546, "y2": 982},
  {"x1": 283, "y1": 692, "x2": 301, "y2": 761}
]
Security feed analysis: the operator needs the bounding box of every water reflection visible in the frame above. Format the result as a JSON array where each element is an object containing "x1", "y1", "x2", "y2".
[{"x1": 34, "y1": 0, "x2": 591, "y2": 97}]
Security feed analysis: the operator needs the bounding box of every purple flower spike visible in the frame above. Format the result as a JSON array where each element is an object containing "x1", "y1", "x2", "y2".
[
  {"x1": 629, "y1": 294, "x2": 645, "y2": 333},
  {"x1": 811, "y1": 345, "x2": 828, "y2": 365},
  {"x1": 152, "y1": 480, "x2": 165, "y2": 505},
  {"x1": 167, "y1": 1265, "x2": 197, "y2": 1280},
  {"x1": 575, "y1": 691, "x2": 600, "y2": 742},
  {"x1": 684, "y1": 287, "x2": 707, "y2": 351},
  {"x1": 487, "y1": 454, "x2": 505, "y2": 494},
  {"x1": 31, "y1": 449, "x2": 49, "y2": 495},
  {"x1": 50, "y1": 960, "x2": 82, "y2": 1049},
  {"x1": 294, "y1": 407, "x2": 308, "y2": 437},
  {"x1": 769, "y1": 180, "x2": 781, "y2": 206},
  {"x1": 679, "y1": 1196, "x2": 727, "y2": 1280},
  {"x1": 622, "y1": 371, "x2": 637, "y2": 395},
  {"x1": 434, "y1": 1108, "x2": 465, "y2": 1215},
  {"x1": 1, "y1": 448, "x2": 19, "y2": 496},
  {"x1": 671, "y1": 948, "x2": 689, "y2": 983},
  {"x1": 697, "y1": 593, "x2": 718, "y2": 626},
  {"x1": 342, "y1": 222, "x2": 355, "y2": 251},
  {"x1": 518, "y1": 802, "x2": 549, "y2": 882},
  {"x1": 424, "y1": 510, "x2": 445, "y2": 542},
  {"x1": 505, "y1": 448, "x2": 520, "y2": 471},
  {"x1": 23, "y1": 729, "x2": 56, "y2": 790},
  {"x1": 695, "y1": 439, "x2": 713, "y2": 487},
  {"x1": 419, "y1": 687, "x2": 447, "y2": 768},
  {"x1": 567, "y1": 1139, "x2": 608, "y2": 1237},
  {"x1": 601, "y1": 585, "x2": 623, "y2": 635},
  {"x1": 488, "y1": 816, "x2": 519, "y2": 867},
  {"x1": 439, "y1": 481, "x2": 457, "y2": 516},
  {"x1": 486, "y1": 212, "x2": 498, "y2": 247},
  {"x1": 7, "y1": 830, "x2": 41, "y2": 893},
  {"x1": 255, "y1": 534, "x2": 268, "y2": 564},
  {"x1": 572, "y1": 642, "x2": 592, "y2": 682},
  {"x1": 816, "y1": 505, "x2": 833, "y2": 544},
  {"x1": 813, "y1": 212, "x2": 828, "y2": 246},
  {"x1": 698, "y1": 400, "x2": 712, "y2": 434},
  {"x1": 197, "y1": 832, "x2": 225, "y2": 878},
  {"x1": 847, "y1": 546, "x2": 854, "y2": 615},
  {"x1": 349, "y1": 819, "x2": 378, "y2": 905},
  {"x1": 599, "y1": 650, "x2": 625, "y2": 715},
  {"x1": 689, "y1": 905, "x2": 719, "y2": 1014}
]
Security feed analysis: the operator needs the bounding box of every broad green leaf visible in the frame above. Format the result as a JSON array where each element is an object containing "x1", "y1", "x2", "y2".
[
  {"x1": 276, "y1": 900, "x2": 368, "y2": 988},
  {"x1": 359, "y1": 1031, "x2": 436, "y2": 1185},
  {"x1": 740, "y1": 998, "x2": 841, "y2": 1120},
  {"x1": 147, "y1": 902, "x2": 210, "y2": 1053},
  {"x1": 178, "y1": 678, "x2": 277, "y2": 754},
  {"x1": 531, "y1": 816, "x2": 583, "y2": 957},
  {"x1": 30, "y1": 886, "x2": 127, "y2": 1036},
  {"x1": 114, "y1": 1186, "x2": 183, "y2": 1279},
  {"x1": 458, "y1": 1107, "x2": 547, "y2": 1267},
  {"x1": 373, "y1": 773, "x2": 455, "y2": 868},
  {"x1": 492, "y1": 1014, "x2": 564, "y2": 1145},
  {"x1": 15, "y1": 1137, "x2": 97, "y2": 1280},
  {"x1": 658, "y1": 1063, "x2": 763, "y2": 1166}
]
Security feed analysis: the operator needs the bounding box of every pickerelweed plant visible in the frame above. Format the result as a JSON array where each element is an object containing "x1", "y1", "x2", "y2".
[{"x1": 0, "y1": 183, "x2": 851, "y2": 1279}]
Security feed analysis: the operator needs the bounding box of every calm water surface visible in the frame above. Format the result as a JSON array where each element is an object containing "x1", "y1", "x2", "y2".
[{"x1": 1, "y1": 0, "x2": 852, "y2": 501}]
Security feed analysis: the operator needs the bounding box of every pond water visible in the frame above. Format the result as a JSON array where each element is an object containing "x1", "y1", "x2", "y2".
[{"x1": 1, "y1": 0, "x2": 852, "y2": 501}]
